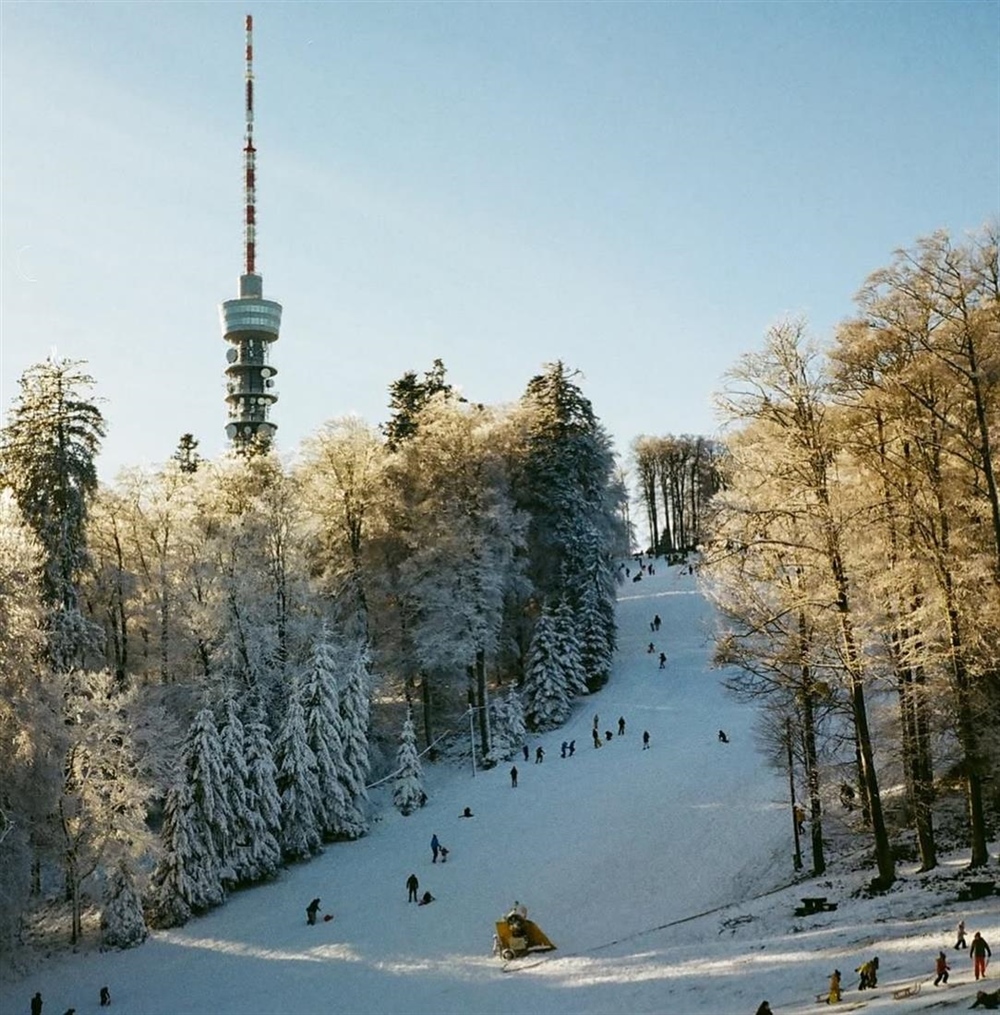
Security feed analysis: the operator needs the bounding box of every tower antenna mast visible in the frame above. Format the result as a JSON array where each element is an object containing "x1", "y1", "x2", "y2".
[{"x1": 244, "y1": 13, "x2": 256, "y2": 276}]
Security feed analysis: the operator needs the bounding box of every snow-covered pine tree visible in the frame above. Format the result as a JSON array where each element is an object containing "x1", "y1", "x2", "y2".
[
  {"x1": 484, "y1": 686, "x2": 525, "y2": 764},
  {"x1": 274, "y1": 677, "x2": 322, "y2": 860},
  {"x1": 100, "y1": 858, "x2": 148, "y2": 949},
  {"x1": 219, "y1": 694, "x2": 257, "y2": 884},
  {"x1": 337, "y1": 641, "x2": 373, "y2": 835},
  {"x1": 301, "y1": 632, "x2": 357, "y2": 841},
  {"x1": 553, "y1": 596, "x2": 589, "y2": 697},
  {"x1": 392, "y1": 709, "x2": 426, "y2": 815},
  {"x1": 146, "y1": 778, "x2": 221, "y2": 927},
  {"x1": 184, "y1": 706, "x2": 236, "y2": 887},
  {"x1": 522, "y1": 604, "x2": 572, "y2": 729},
  {"x1": 240, "y1": 700, "x2": 282, "y2": 882}
]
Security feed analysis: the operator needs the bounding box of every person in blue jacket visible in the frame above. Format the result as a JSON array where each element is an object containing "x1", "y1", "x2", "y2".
[{"x1": 431, "y1": 833, "x2": 441, "y2": 863}]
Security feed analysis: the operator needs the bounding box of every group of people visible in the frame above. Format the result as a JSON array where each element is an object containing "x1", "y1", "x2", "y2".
[{"x1": 29, "y1": 987, "x2": 110, "y2": 1014}]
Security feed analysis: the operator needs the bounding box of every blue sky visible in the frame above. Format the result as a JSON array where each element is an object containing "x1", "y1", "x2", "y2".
[{"x1": 2, "y1": 1, "x2": 997, "y2": 479}]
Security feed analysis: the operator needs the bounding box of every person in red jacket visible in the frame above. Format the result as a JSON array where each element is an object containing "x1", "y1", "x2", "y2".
[
  {"x1": 971, "y1": 931, "x2": 992, "y2": 981},
  {"x1": 934, "y1": 950, "x2": 950, "y2": 986}
]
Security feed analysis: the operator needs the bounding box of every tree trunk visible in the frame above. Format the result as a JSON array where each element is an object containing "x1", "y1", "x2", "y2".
[{"x1": 475, "y1": 649, "x2": 490, "y2": 758}]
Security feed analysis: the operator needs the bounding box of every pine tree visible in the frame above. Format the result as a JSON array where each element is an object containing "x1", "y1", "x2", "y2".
[
  {"x1": 553, "y1": 596, "x2": 588, "y2": 697},
  {"x1": 301, "y1": 633, "x2": 357, "y2": 841},
  {"x1": 337, "y1": 641, "x2": 372, "y2": 835},
  {"x1": 522, "y1": 606, "x2": 572, "y2": 729},
  {"x1": 101, "y1": 859, "x2": 148, "y2": 949},
  {"x1": 185, "y1": 707, "x2": 235, "y2": 886},
  {"x1": 392, "y1": 709, "x2": 426, "y2": 815},
  {"x1": 219, "y1": 695, "x2": 257, "y2": 884},
  {"x1": 274, "y1": 678, "x2": 322, "y2": 860},
  {"x1": 241, "y1": 701, "x2": 282, "y2": 882},
  {"x1": 485, "y1": 686, "x2": 526, "y2": 764},
  {"x1": 0, "y1": 356, "x2": 105, "y2": 669}
]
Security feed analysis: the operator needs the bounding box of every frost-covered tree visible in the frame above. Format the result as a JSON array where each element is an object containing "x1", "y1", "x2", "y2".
[
  {"x1": 485, "y1": 686, "x2": 526, "y2": 764},
  {"x1": 218, "y1": 694, "x2": 261, "y2": 884},
  {"x1": 522, "y1": 605, "x2": 572, "y2": 729},
  {"x1": 392, "y1": 710, "x2": 426, "y2": 815},
  {"x1": 337, "y1": 641, "x2": 373, "y2": 835},
  {"x1": 553, "y1": 597, "x2": 588, "y2": 697},
  {"x1": 100, "y1": 858, "x2": 148, "y2": 949},
  {"x1": 301, "y1": 633, "x2": 359, "y2": 841},
  {"x1": 274, "y1": 678, "x2": 322, "y2": 860},
  {"x1": 0, "y1": 356, "x2": 105, "y2": 668},
  {"x1": 183, "y1": 707, "x2": 235, "y2": 886},
  {"x1": 240, "y1": 700, "x2": 283, "y2": 882}
]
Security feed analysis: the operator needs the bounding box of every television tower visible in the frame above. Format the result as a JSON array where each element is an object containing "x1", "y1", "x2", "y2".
[{"x1": 220, "y1": 14, "x2": 281, "y2": 448}]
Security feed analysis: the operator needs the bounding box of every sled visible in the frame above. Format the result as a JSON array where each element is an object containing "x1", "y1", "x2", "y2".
[
  {"x1": 494, "y1": 916, "x2": 556, "y2": 962},
  {"x1": 892, "y1": 981, "x2": 921, "y2": 1000}
]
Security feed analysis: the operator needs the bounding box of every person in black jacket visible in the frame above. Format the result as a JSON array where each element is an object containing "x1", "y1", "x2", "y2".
[
  {"x1": 306, "y1": 898, "x2": 321, "y2": 925},
  {"x1": 406, "y1": 873, "x2": 419, "y2": 902}
]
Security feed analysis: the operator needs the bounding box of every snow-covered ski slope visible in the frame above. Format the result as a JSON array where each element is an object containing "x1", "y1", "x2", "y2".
[{"x1": 4, "y1": 563, "x2": 996, "y2": 1015}]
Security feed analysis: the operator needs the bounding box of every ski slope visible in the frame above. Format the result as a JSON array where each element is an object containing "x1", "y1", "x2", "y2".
[{"x1": 3, "y1": 563, "x2": 995, "y2": 1015}]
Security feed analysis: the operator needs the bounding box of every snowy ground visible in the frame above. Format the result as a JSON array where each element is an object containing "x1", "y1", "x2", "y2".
[{"x1": 2, "y1": 563, "x2": 997, "y2": 1015}]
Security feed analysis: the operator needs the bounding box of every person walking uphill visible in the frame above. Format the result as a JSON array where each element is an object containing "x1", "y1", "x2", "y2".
[
  {"x1": 431, "y1": 833, "x2": 441, "y2": 863},
  {"x1": 935, "y1": 951, "x2": 950, "y2": 986},
  {"x1": 510, "y1": 765, "x2": 518, "y2": 788},
  {"x1": 827, "y1": 968, "x2": 842, "y2": 1003},
  {"x1": 971, "y1": 932, "x2": 992, "y2": 981},
  {"x1": 306, "y1": 898, "x2": 321, "y2": 925},
  {"x1": 406, "y1": 873, "x2": 419, "y2": 903}
]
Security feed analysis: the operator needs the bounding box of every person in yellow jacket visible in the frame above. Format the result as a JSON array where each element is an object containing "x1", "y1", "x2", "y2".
[{"x1": 827, "y1": 969, "x2": 842, "y2": 1003}]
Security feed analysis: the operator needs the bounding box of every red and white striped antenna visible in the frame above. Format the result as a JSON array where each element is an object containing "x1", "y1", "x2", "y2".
[{"x1": 243, "y1": 13, "x2": 256, "y2": 276}]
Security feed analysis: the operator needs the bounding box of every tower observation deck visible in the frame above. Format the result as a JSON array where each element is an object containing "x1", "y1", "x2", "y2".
[{"x1": 220, "y1": 14, "x2": 281, "y2": 447}]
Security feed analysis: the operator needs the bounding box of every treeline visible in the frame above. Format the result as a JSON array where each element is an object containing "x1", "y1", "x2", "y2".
[
  {"x1": 702, "y1": 225, "x2": 1000, "y2": 885},
  {"x1": 0, "y1": 358, "x2": 625, "y2": 952},
  {"x1": 630, "y1": 434, "x2": 722, "y2": 555}
]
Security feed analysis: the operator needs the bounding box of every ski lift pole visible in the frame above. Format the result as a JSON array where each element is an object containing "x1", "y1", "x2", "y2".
[{"x1": 469, "y1": 706, "x2": 477, "y2": 778}]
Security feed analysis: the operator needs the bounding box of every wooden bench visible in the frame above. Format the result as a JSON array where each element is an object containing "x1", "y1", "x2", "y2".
[{"x1": 795, "y1": 896, "x2": 839, "y2": 917}]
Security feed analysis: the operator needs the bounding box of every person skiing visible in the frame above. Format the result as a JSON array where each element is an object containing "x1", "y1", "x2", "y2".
[
  {"x1": 971, "y1": 931, "x2": 992, "y2": 980},
  {"x1": 510, "y1": 765, "x2": 518, "y2": 788},
  {"x1": 658, "y1": 652, "x2": 666, "y2": 669},
  {"x1": 935, "y1": 951, "x2": 950, "y2": 986},
  {"x1": 827, "y1": 968, "x2": 842, "y2": 1003},
  {"x1": 431, "y1": 833, "x2": 441, "y2": 863},
  {"x1": 406, "y1": 873, "x2": 419, "y2": 902},
  {"x1": 306, "y1": 898, "x2": 321, "y2": 925},
  {"x1": 957, "y1": 919, "x2": 969, "y2": 949},
  {"x1": 535, "y1": 746, "x2": 544, "y2": 763},
  {"x1": 617, "y1": 717, "x2": 626, "y2": 736},
  {"x1": 31, "y1": 992, "x2": 43, "y2": 1015},
  {"x1": 642, "y1": 730, "x2": 650, "y2": 749}
]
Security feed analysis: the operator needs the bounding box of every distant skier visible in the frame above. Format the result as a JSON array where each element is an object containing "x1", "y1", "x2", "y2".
[
  {"x1": 431, "y1": 833, "x2": 441, "y2": 863},
  {"x1": 31, "y1": 992, "x2": 43, "y2": 1015},
  {"x1": 642, "y1": 730, "x2": 650, "y2": 750},
  {"x1": 306, "y1": 898, "x2": 321, "y2": 925},
  {"x1": 658, "y1": 652, "x2": 666, "y2": 669},
  {"x1": 406, "y1": 873, "x2": 419, "y2": 902},
  {"x1": 535, "y1": 746, "x2": 544, "y2": 763},
  {"x1": 718, "y1": 729, "x2": 730, "y2": 744},
  {"x1": 510, "y1": 765, "x2": 518, "y2": 788},
  {"x1": 617, "y1": 717, "x2": 626, "y2": 735},
  {"x1": 935, "y1": 951, "x2": 950, "y2": 986},
  {"x1": 971, "y1": 932, "x2": 992, "y2": 980},
  {"x1": 653, "y1": 614, "x2": 661, "y2": 631}
]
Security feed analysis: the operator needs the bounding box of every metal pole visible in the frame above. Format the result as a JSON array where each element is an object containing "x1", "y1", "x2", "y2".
[{"x1": 469, "y1": 707, "x2": 477, "y2": 778}]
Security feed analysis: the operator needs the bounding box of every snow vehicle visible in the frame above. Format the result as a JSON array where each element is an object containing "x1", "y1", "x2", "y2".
[{"x1": 493, "y1": 911, "x2": 556, "y2": 961}]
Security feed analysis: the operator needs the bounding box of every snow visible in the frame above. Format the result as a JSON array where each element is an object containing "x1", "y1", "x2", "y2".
[{"x1": 3, "y1": 564, "x2": 997, "y2": 1015}]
